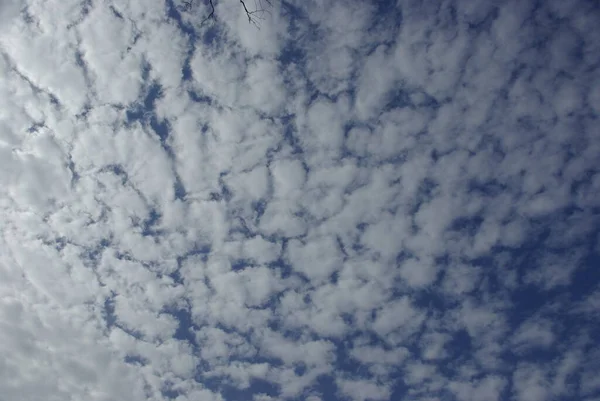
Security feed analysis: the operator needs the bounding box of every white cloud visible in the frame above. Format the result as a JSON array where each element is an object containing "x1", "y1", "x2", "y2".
[
  {"x1": 287, "y1": 234, "x2": 341, "y2": 282},
  {"x1": 0, "y1": 0, "x2": 598, "y2": 400},
  {"x1": 337, "y1": 377, "x2": 391, "y2": 401},
  {"x1": 419, "y1": 331, "x2": 451, "y2": 361},
  {"x1": 399, "y1": 257, "x2": 439, "y2": 288},
  {"x1": 0, "y1": 0, "x2": 19, "y2": 35},
  {"x1": 511, "y1": 317, "x2": 555, "y2": 352},
  {"x1": 512, "y1": 364, "x2": 550, "y2": 401},
  {"x1": 373, "y1": 296, "x2": 425, "y2": 340},
  {"x1": 449, "y1": 375, "x2": 506, "y2": 401},
  {"x1": 271, "y1": 157, "x2": 306, "y2": 199},
  {"x1": 78, "y1": 4, "x2": 144, "y2": 105}
]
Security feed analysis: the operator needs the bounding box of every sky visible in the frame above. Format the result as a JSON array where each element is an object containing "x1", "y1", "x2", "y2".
[{"x1": 0, "y1": 0, "x2": 599, "y2": 400}]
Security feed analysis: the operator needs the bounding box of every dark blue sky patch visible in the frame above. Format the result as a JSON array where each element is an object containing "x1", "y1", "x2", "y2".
[
  {"x1": 168, "y1": 268, "x2": 185, "y2": 286},
  {"x1": 464, "y1": 4, "x2": 499, "y2": 32},
  {"x1": 467, "y1": 178, "x2": 508, "y2": 198},
  {"x1": 569, "y1": 251, "x2": 600, "y2": 302},
  {"x1": 410, "y1": 286, "x2": 452, "y2": 312},
  {"x1": 100, "y1": 164, "x2": 128, "y2": 184},
  {"x1": 170, "y1": 306, "x2": 200, "y2": 350},
  {"x1": 311, "y1": 374, "x2": 339, "y2": 401},
  {"x1": 508, "y1": 284, "x2": 556, "y2": 326},
  {"x1": 161, "y1": 384, "x2": 181, "y2": 400},
  {"x1": 330, "y1": 337, "x2": 374, "y2": 376},
  {"x1": 446, "y1": 328, "x2": 472, "y2": 362},
  {"x1": 48, "y1": 93, "x2": 61, "y2": 108},
  {"x1": 150, "y1": 115, "x2": 170, "y2": 143},
  {"x1": 45, "y1": 235, "x2": 67, "y2": 253},
  {"x1": 389, "y1": 380, "x2": 412, "y2": 401},
  {"x1": 279, "y1": 114, "x2": 304, "y2": 155},
  {"x1": 266, "y1": 320, "x2": 302, "y2": 343},
  {"x1": 195, "y1": 375, "x2": 224, "y2": 395},
  {"x1": 202, "y1": 25, "x2": 221, "y2": 48},
  {"x1": 267, "y1": 255, "x2": 293, "y2": 279},
  {"x1": 124, "y1": 354, "x2": 148, "y2": 367},
  {"x1": 125, "y1": 74, "x2": 165, "y2": 134},
  {"x1": 178, "y1": 244, "x2": 213, "y2": 266},
  {"x1": 188, "y1": 89, "x2": 213, "y2": 104},
  {"x1": 329, "y1": 270, "x2": 339, "y2": 285},
  {"x1": 74, "y1": 49, "x2": 93, "y2": 93},
  {"x1": 277, "y1": 2, "x2": 313, "y2": 74},
  {"x1": 231, "y1": 258, "x2": 255, "y2": 272},
  {"x1": 367, "y1": 0, "x2": 403, "y2": 41},
  {"x1": 102, "y1": 295, "x2": 117, "y2": 330},
  {"x1": 448, "y1": 215, "x2": 484, "y2": 236},
  {"x1": 382, "y1": 88, "x2": 414, "y2": 112},
  {"x1": 251, "y1": 199, "x2": 267, "y2": 222},
  {"x1": 26, "y1": 121, "x2": 45, "y2": 134},
  {"x1": 217, "y1": 173, "x2": 233, "y2": 202},
  {"x1": 139, "y1": 82, "x2": 170, "y2": 142},
  {"x1": 165, "y1": 0, "x2": 199, "y2": 83},
  {"x1": 174, "y1": 177, "x2": 187, "y2": 200},
  {"x1": 278, "y1": 41, "x2": 305, "y2": 70},
  {"x1": 141, "y1": 208, "x2": 162, "y2": 237}
]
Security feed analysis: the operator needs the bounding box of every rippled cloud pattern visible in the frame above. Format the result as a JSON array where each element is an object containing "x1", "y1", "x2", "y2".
[{"x1": 0, "y1": 0, "x2": 599, "y2": 400}]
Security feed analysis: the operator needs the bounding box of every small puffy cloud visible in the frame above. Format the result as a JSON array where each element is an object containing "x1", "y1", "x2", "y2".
[
  {"x1": 399, "y1": 257, "x2": 439, "y2": 288},
  {"x1": 449, "y1": 375, "x2": 506, "y2": 401},
  {"x1": 512, "y1": 364, "x2": 551, "y2": 401},
  {"x1": 270, "y1": 158, "x2": 306, "y2": 200},
  {"x1": 287, "y1": 234, "x2": 342, "y2": 282},
  {"x1": 511, "y1": 317, "x2": 556, "y2": 352},
  {"x1": 337, "y1": 377, "x2": 391, "y2": 401}
]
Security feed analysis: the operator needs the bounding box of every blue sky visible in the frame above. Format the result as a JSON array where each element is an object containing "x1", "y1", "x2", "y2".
[{"x1": 0, "y1": 0, "x2": 599, "y2": 400}]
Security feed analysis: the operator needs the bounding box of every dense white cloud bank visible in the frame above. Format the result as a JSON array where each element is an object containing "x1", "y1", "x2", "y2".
[{"x1": 0, "y1": 0, "x2": 599, "y2": 400}]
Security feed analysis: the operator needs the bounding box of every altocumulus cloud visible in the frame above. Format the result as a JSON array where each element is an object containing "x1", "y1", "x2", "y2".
[{"x1": 0, "y1": 0, "x2": 599, "y2": 400}]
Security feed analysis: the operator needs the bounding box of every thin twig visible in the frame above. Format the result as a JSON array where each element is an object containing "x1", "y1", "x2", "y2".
[
  {"x1": 201, "y1": 0, "x2": 215, "y2": 23},
  {"x1": 239, "y1": 0, "x2": 253, "y2": 23},
  {"x1": 179, "y1": 0, "x2": 273, "y2": 27}
]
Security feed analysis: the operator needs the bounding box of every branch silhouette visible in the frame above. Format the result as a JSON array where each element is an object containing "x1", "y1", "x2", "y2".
[{"x1": 178, "y1": 0, "x2": 273, "y2": 27}]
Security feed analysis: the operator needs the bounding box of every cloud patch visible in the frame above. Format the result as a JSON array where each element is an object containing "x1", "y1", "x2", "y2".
[{"x1": 0, "y1": 0, "x2": 599, "y2": 400}]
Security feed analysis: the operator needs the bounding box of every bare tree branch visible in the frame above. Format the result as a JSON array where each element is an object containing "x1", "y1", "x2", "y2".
[
  {"x1": 202, "y1": 0, "x2": 215, "y2": 24},
  {"x1": 178, "y1": 0, "x2": 273, "y2": 27},
  {"x1": 240, "y1": 0, "x2": 273, "y2": 27},
  {"x1": 239, "y1": 0, "x2": 253, "y2": 22}
]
